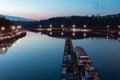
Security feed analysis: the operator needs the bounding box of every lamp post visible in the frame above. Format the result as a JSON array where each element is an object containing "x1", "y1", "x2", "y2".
[
  {"x1": 61, "y1": 25, "x2": 64, "y2": 28},
  {"x1": 118, "y1": 25, "x2": 120, "y2": 31},
  {"x1": 83, "y1": 25, "x2": 87, "y2": 28},
  {"x1": 72, "y1": 24, "x2": 75, "y2": 28},
  {"x1": 39, "y1": 25, "x2": 42, "y2": 28},
  {"x1": 106, "y1": 25, "x2": 110, "y2": 32},
  {"x1": 106, "y1": 25, "x2": 109, "y2": 28},
  {"x1": 1, "y1": 27, "x2": 5, "y2": 31},
  {"x1": 11, "y1": 26, "x2": 16, "y2": 30},
  {"x1": 50, "y1": 24, "x2": 52, "y2": 28}
]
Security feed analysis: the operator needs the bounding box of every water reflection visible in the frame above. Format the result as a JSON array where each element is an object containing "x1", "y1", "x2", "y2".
[
  {"x1": 35, "y1": 30, "x2": 120, "y2": 41},
  {"x1": 0, "y1": 31, "x2": 119, "y2": 80},
  {"x1": 0, "y1": 39, "x2": 17, "y2": 54},
  {"x1": 61, "y1": 32, "x2": 64, "y2": 35},
  {"x1": 0, "y1": 35, "x2": 26, "y2": 54},
  {"x1": 72, "y1": 32, "x2": 75, "y2": 36}
]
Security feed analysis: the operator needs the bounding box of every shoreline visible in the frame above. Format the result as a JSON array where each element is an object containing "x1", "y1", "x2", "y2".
[{"x1": 0, "y1": 30, "x2": 26, "y2": 43}]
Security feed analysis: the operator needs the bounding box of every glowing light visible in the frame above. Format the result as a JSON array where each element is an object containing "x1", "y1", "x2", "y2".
[
  {"x1": 72, "y1": 33, "x2": 75, "y2": 36},
  {"x1": 118, "y1": 32, "x2": 120, "y2": 35},
  {"x1": 1, "y1": 27, "x2": 5, "y2": 31},
  {"x1": 106, "y1": 25, "x2": 110, "y2": 28},
  {"x1": 50, "y1": 24, "x2": 52, "y2": 28},
  {"x1": 13, "y1": 43, "x2": 16, "y2": 47},
  {"x1": 39, "y1": 25, "x2": 42, "y2": 28},
  {"x1": 61, "y1": 25, "x2": 64, "y2": 28},
  {"x1": 17, "y1": 25, "x2": 22, "y2": 29},
  {"x1": 106, "y1": 36, "x2": 109, "y2": 40},
  {"x1": 61, "y1": 32, "x2": 64, "y2": 35},
  {"x1": 72, "y1": 24, "x2": 75, "y2": 28},
  {"x1": 83, "y1": 32, "x2": 86, "y2": 37},
  {"x1": 118, "y1": 37, "x2": 120, "y2": 41},
  {"x1": 72, "y1": 29, "x2": 76, "y2": 32},
  {"x1": 118, "y1": 25, "x2": 120, "y2": 28},
  {"x1": 2, "y1": 47, "x2": 6, "y2": 52},
  {"x1": 47, "y1": 28, "x2": 52, "y2": 31},
  {"x1": 83, "y1": 25, "x2": 87, "y2": 28},
  {"x1": 81, "y1": 29, "x2": 90, "y2": 32},
  {"x1": 50, "y1": 32, "x2": 52, "y2": 35},
  {"x1": 11, "y1": 26, "x2": 16, "y2": 30}
]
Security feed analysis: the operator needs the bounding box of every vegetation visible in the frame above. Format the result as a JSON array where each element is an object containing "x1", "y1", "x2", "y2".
[
  {"x1": 0, "y1": 16, "x2": 15, "y2": 32},
  {"x1": 15, "y1": 13, "x2": 120, "y2": 30},
  {"x1": 15, "y1": 21, "x2": 40, "y2": 29},
  {"x1": 39, "y1": 13, "x2": 120, "y2": 30}
]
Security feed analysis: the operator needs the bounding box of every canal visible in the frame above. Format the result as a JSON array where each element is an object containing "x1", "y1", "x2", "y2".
[{"x1": 0, "y1": 31, "x2": 120, "y2": 80}]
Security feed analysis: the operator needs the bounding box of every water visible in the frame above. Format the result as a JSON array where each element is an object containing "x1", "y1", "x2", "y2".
[{"x1": 0, "y1": 31, "x2": 120, "y2": 80}]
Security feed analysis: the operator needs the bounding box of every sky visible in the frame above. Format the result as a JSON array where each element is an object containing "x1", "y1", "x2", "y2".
[{"x1": 0, "y1": 0, "x2": 120, "y2": 20}]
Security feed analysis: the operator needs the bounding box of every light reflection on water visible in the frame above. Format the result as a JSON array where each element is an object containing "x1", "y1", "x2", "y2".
[{"x1": 0, "y1": 31, "x2": 120, "y2": 80}]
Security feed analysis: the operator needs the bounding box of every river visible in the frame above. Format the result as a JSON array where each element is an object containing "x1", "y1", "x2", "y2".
[{"x1": 0, "y1": 31, "x2": 120, "y2": 80}]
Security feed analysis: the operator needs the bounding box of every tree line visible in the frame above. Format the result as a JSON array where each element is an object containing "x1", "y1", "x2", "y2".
[
  {"x1": 15, "y1": 13, "x2": 120, "y2": 30},
  {"x1": 0, "y1": 16, "x2": 15, "y2": 32}
]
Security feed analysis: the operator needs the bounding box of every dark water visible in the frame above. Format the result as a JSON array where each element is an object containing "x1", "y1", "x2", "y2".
[{"x1": 0, "y1": 31, "x2": 120, "y2": 80}]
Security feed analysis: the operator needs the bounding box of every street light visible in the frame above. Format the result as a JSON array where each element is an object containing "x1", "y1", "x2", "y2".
[
  {"x1": 11, "y1": 26, "x2": 16, "y2": 30},
  {"x1": 61, "y1": 25, "x2": 64, "y2": 28},
  {"x1": 1, "y1": 27, "x2": 5, "y2": 31},
  {"x1": 72, "y1": 24, "x2": 75, "y2": 28},
  {"x1": 106, "y1": 25, "x2": 110, "y2": 28},
  {"x1": 50, "y1": 24, "x2": 52, "y2": 28},
  {"x1": 83, "y1": 25, "x2": 87, "y2": 28},
  {"x1": 118, "y1": 25, "x2": 120, "y2": 29},
  {"x1": 39, "y1": 25, "x2": 42, "y2": 28},
  {"x1": 17, "y1": 25, "x2": 22, "y2": 29}
]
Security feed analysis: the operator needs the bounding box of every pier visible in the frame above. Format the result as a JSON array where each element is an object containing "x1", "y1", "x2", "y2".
[{"x1": 61, "y1": 39, "x2": 102, "y2": 80}]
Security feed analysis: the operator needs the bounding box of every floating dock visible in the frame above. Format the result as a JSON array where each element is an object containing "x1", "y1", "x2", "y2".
[{"x1": 61, "y1": 39, "x2": 102, "y2": 80}]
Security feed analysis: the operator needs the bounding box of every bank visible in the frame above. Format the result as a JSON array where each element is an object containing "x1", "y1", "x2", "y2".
[{"x1": 0, "y1": 30, "x2": 26, "y2": 43}]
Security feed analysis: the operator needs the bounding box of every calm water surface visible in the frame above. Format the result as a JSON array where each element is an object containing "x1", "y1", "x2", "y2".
[{"x1": 0, "y1": 31, "x2": 120, "y2": 80}]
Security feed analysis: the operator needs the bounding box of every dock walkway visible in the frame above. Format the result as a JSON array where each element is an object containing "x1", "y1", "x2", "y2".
[{"x1": 61, "y1": 39, "x2": 102, "y2": 80}]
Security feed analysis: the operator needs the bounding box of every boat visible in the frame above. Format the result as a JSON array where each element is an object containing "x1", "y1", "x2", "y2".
[{"x1": 61, "y1": 39, "x2": 102, "y2": 80}]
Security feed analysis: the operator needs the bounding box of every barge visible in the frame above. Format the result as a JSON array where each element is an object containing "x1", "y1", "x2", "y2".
[{"x1": 61, "y1": 39, "x2": 102, "y2": 80}]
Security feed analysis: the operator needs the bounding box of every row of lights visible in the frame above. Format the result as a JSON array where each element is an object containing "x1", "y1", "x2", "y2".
[
  {"x1": 39, "y1": 24, "x2": 120, "y2": 28},
  {"x1": 49, "y1": 31, "x2": 87, "y2": 37},
  {"x1": 0, "y1": 26, "x2": 22, "y2": 31},
  {"x1": 106, "y1": 36, "x2": 120, "y2": 41},
  {"x1": 48, "y1": 31, "x2": 120, "y2": 41},
  {"x1": 106, "y1": 25, "x2": 120, "y2": 28},
  {"x1": 39, "y1": 24, "x2": 87, "y2": 28}
]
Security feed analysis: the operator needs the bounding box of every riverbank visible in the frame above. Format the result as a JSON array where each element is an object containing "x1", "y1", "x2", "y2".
[{"x1": 0, "y1": 30, "x2": 26, "y2": 43}]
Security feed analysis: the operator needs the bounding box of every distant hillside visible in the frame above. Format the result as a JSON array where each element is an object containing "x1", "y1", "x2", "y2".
[
  {"x1": 0, "y1": 15, "x2": 33, "y2": 21},
  {"x1": 14, "y1": 13, "x2": 120, "y2": 30},
  {"x1": 38, "y1": 13, "x2": 120, "y2": 29},
  {"x1": 0, "y1": 16, "x2": 14, "y2": 27},
  {"x1": 0, "y1": 16, "x2": 17, "y2": 33}
]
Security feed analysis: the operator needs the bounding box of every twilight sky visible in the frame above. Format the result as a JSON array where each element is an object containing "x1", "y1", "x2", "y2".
[{"x1": 0, "y1": 0, "x2": 120, "y2": 20}]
